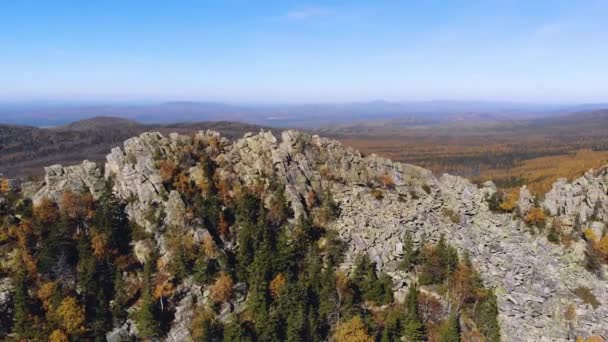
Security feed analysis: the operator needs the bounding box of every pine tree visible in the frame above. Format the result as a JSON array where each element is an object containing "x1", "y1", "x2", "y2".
[
  {"x1": 401, "y1": 232, "x2": 417, "y2": 271},
  {"x1": 135, "y1": 261, "x2": 158, "y2": 338},
  {"x1": 475, "y1": 289, "x2": 501, "y2": 341},
  {"x1": 438, "y1": 314, "x2": 460, "y2": 342},
  {"x1": 402, "y1": 284, "x2": 425, "y2": 341},
  {"x1": 12, "y1": 270, "x2": 28, "y2": 336}
]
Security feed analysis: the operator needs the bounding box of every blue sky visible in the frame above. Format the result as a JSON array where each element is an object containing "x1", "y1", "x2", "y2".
[{"x1": 1, "y1": 0, "x2": 607, "y2": 103}]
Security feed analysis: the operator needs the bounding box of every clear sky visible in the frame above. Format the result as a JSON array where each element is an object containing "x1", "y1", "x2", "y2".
[{"x1": 1, "y1": 0, "x2": 607, "y2": 103}]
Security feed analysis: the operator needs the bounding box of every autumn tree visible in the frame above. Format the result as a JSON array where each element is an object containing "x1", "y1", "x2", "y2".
[
  {"x1": 34, "y1": 197, "x2": 60, "y2": 225},
  {"x1": 333, "y1": 316, "x2": 374, "y2": 342},
  {"x1": 55, "y1": 296, "x2": 85, "y2": 336},
  {"x1": 270, "y1": 273, "x2": 287, "y2": 299},
  {"x1": 211, "y1": 272, "x2": 234, "y2": 304}
]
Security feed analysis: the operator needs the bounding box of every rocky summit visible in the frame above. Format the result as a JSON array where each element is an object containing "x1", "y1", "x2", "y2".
[{"x1": 9, "y1": 129, "x2": 608, "y2": 341}]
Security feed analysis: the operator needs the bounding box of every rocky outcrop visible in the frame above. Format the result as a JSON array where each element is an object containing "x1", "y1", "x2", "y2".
[
  {"x1": 544, "y1": 167, "x2": 608, "y2": 224},
  {"x1": 29, "y1": 160, "x2": 105, "y2": 206},
  {"x1": 24, "y1": 129, "x2": 608, "y2": 341}
]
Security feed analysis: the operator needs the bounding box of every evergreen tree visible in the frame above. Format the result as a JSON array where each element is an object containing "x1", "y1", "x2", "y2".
[
  {"x1": 402, "y1": 284, "x2": 425, "y2": 342},
  {"x1": 438, "y1": 314, "x2": 460, "y2": 342},
  {"x1": 475, "y1": 290, "x2": 501, "y2": 341},
  {"x1": 12, "y1": 270, "x2": 28, "y2": 337},
  {"x1": 401, "y1": 232, "x2": 417, "y2": 271},
  {"x1": 135, "y1": 261, "x2": 158, "y2": 338}
]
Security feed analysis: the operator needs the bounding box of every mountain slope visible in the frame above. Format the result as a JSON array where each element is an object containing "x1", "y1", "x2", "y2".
[{"x1": 7, "y1": 129, "x2": 607, "y2": 341}]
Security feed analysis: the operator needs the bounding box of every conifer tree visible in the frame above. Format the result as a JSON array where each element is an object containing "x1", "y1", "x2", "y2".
[
  {"x1": 12, "y1": 270, "x2": 28, "y2": 337},
  {"x1": 438, "y1": 313, "x2": 460, "y2": 342},
  {"x1": 402, "y1": 284, "x2": 425, "y2": 341},
  {"x1": 475, "y1": 289, "x2": 501, "y2": 341},
  {"x1": 401, "y1": 232, "x2": 417, "y2": 271},
  {"x1": 136, "y1": 260, "x2": 158, "y2": 338}
]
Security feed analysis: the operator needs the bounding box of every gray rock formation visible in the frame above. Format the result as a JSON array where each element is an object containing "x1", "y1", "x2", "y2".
[
  {"x1": 544, "y1": 167, "x2": 608, "y2": 224},
  {"x1": 29, "y1": 160, "x2": 105, "y2": 206}
]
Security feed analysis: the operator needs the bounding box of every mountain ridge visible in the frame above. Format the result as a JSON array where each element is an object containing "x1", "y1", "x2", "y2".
[{"x1": 9, "y1": 128, "x2": 608, "y2": 341}]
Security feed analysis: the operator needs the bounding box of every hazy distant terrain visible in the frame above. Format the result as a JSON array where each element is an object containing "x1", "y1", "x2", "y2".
[
  {"x1": 2, "y1": 100, "x2": 607, "y2": 128},
  {"x1": 2, "y1": 109, "x2": 608, "y2": 195},
  {"x1": 325, "y1": 110, "x2": 608, "y2": 195},
  {"x1": 0, "y1": 117, "x2": 279, "y2": 178}
]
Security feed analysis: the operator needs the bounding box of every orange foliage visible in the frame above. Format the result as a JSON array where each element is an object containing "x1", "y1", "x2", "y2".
[
  {"x1": 159, "y1": 160, "x2": 178, "y2": 183},
  {"x1": 380, "y1": 173, "x2": 395, "y2": 189},
  {"x1": 218, "y1": 212, "x2": 230, "y2": 238},
  {"x1": 270, "y1": 273, "x2": 287, "y2": 299},
  {"x1": 173, "y1": 171, "x2": 195, "y2": 197},
  {"x1": 60, "y1": 190, "x2": 93, "y2": 220},
  {"x1": 34, "y1": 197, "x2": 59, "y2": 224},
  {"x1": 210, "y1": 272, "x2": 234, "y2": 304},
  {"x1": 451, "y1": 262, "x2": 475, "y2": 308},
  {"x1": 525, "y1": 207, "x2": 546, "y2": 227},
  {"x1": 90, "y1": 230, "x2": 108, "y2": 259}
]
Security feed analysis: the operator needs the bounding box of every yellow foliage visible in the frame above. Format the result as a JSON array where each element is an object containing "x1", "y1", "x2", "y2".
[
  {"x1": 333, "y1": 316, "x2": 374, "y2": 342},
  {"x1": 202, "y1": 234, "x2": 217, "y2": 258},
  {"x1": 270, "y1": 273, "x2": 287, "y2": 299},
  {"x1": 49, "y1": 329, "x2": 69, "y2": 342},
  {"x1": 210, "y1": 272, "x2": 234, "y2": 304},
  {"x1": 37, "y1": 281, "x2": 57, "y2": 311},
  {"x1": 499, "y1": 190, "x2": 519, "y2": 212},
  {"x1": 583, "y1": 228, "x2": 598, "y2": 242},
  {"x1": 190, "y1": 306, "x2": 216, "y2": 341},
  {"x1": 596, "y1": 235, "x2": 608, "y2": 255},
  {"x1": 153, "y1": 272, "x2": 175, "y2": 300},
  {"x1": 525, "y1": 207, "x2": 546, "y2": 227},
  {"x1": 90, "y1": 230, "x2": 108, "y2": 259},
  {"x1": 55, "y1": 296, "x2": 85, "y2": 335}
]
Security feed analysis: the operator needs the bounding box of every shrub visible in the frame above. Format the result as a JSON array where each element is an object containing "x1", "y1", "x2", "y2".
[
  {"x1": 525, "y1": 207, "x2": 546, "y2": 228},
  {"x1": 422, "y1": 184, "x2": 432, "y2": 194},
  {"x1": 573, "y1": 286, "x2": 600, "y2": 309},
  {"x1": 442, "y1": 208, "x2": 461, "y2": 224},
  {"x1": 380, "y1": 173, "x2": 395, "y2": 189},
  {"x1": 499, "y1": 190, "x2": 519, "y2": 213},
  {"x1": 564, "y1": 303, "x2": 577, "y2": 321},
  {"x1": 371, "y1": 188, "x2": 384, "y2": 200}
]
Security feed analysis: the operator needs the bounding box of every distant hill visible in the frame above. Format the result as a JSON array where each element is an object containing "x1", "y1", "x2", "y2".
[
  {"x1": 2, "y1": 100, "x2": 606, "y2": 128},
  {"x1": 0, "y1": 117, "x2": 279, "y2": 178}
]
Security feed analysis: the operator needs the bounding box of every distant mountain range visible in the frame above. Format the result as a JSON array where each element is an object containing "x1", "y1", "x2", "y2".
[
  {"x1": 2, "y1": 109, "x2": 608, "y2": 179},
  {"x1": 1, "y1": 100, "x2": 607, "y2": 128}
]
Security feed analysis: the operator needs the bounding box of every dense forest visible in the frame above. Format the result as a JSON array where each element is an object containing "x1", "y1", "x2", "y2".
[{"x1": 0, "y1": 154, "x2": 500, "y2": 341}]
